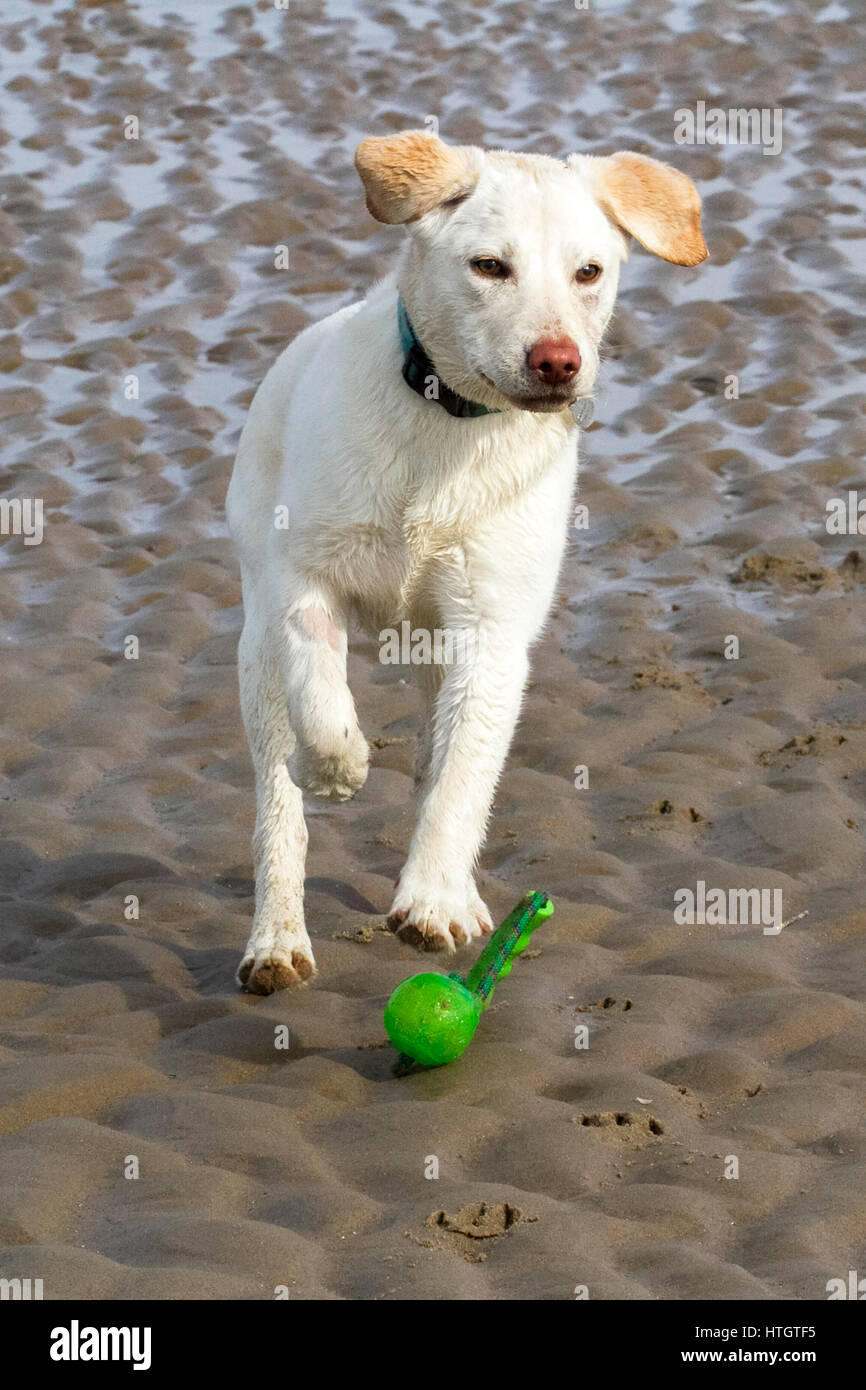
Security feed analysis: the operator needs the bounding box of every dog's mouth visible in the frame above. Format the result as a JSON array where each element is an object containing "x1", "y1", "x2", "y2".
[
  {"x1": 505, "y1": 393, "x2": 575, "y2": 414},
  {"x1": 478, "y1": 373, "x2": 576, "y2": 414}
]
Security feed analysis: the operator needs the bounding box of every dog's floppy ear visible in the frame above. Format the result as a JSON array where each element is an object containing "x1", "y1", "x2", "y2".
[
  {"x1": 355, "y1": 131, "x2": 483, "y2": 225},
  {"x1": 573, "y1": 151, "x2": 708, "y2": 267}
]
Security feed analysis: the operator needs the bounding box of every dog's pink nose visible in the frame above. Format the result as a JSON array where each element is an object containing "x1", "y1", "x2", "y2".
[{"x1": 527, "y1": 338, "x2": 581, "y2": 386}]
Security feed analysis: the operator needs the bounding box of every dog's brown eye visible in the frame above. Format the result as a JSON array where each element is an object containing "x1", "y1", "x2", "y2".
[
  {"x1": 472, "y1": 257, "x2": 509, "y2": 279},
  {"x1": 576, "y1": 263, "x2": 601, "y2": 284}
]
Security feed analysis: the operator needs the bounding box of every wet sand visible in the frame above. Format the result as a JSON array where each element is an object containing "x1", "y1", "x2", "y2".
[{"x1": 0, "y1": 0, "x2": 864, "y2": 1299}]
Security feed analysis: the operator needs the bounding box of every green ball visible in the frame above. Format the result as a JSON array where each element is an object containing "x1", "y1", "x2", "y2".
[{"x1": 384, "y1": 973, "x2": 481, "y2": 1068}]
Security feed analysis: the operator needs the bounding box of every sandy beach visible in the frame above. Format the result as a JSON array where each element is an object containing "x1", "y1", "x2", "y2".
[{"x1": 0, "y1": 0, "x2": 864, "y2": 1299}]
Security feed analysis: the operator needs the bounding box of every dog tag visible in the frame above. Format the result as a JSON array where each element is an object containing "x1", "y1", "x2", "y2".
[{"x1": 571, "y1": 398, "x2": 595, "y2": 429}]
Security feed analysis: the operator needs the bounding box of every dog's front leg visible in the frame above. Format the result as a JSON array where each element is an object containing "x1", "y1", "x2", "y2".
[
  {"x1": 282, "y1": 595, "x2": 370, "y2": 802},
  {"x1": 388, "y1": 627, "x2": 529, "y2": 950},
  {"x1": 236, "y1": 590, "x2": 369, "y2": 994}
]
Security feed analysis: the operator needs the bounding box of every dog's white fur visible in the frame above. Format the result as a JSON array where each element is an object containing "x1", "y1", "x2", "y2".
[{"x1": 226, "y1": 133, "x2": 706, "y2": 993}]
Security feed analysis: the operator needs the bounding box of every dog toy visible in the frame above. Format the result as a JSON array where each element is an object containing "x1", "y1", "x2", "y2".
[{"x1": 384, "y1": 890, "x2": 553, "y2": 1073}]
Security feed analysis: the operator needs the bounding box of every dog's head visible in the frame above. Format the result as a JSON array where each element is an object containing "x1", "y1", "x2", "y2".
[{"x1": 355, "y1": 132, "x2": 707, "y2": 414}]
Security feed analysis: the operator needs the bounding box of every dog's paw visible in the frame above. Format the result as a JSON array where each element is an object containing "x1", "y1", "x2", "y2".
[
  {"x1": 387, "y1": 878, "x2": 493, "y2": 953},
  {"x1": 291, "y1": 730, "x2": 369, "y2": 801},
  {"x1": 237, "y1": 941, "x2": 316, "y2": 994}
]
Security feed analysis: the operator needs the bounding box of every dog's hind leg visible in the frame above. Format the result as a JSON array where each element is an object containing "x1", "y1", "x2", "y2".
[{"x1": 236, "y1": 615, "x2": 315, "y2": 994}]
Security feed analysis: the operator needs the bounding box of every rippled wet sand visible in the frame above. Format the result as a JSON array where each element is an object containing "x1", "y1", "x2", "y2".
[{"x1": 0, "y1": 0, "x2": 864, "y2": 1299}]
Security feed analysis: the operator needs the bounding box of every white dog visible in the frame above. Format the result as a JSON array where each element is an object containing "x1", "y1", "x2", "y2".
[{"x1": 226, "y1": 131, "x2": 706, "y2": 993}]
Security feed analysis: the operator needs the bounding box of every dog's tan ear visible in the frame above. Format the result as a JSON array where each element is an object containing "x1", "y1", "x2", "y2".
[
  {"x1": 354, "y1": 131, "x2": 483, "y2": 225},
  {"x1": 577, "y1": 151, "x2": 708, "y2": 267}
]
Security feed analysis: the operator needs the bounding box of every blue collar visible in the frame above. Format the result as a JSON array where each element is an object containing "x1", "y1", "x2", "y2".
[{"x1": 397, "y1": 295, "x2": 500, "y2": 419}]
